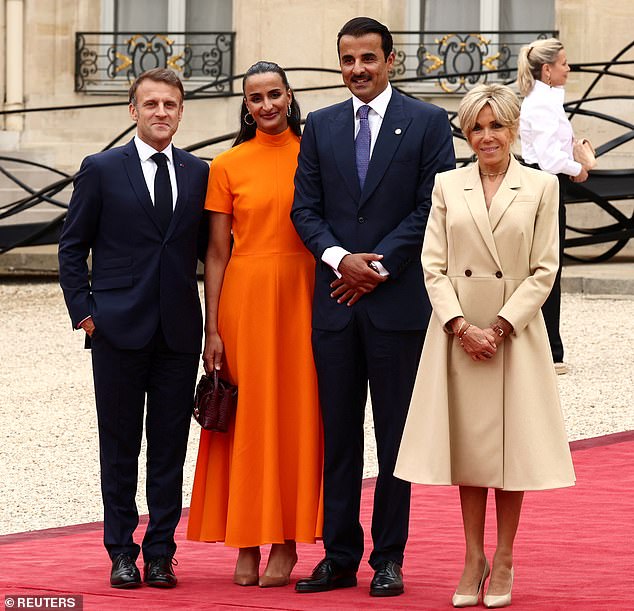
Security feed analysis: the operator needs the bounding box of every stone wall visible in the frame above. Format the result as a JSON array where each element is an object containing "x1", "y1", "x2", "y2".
[
  {"x1": 0, "y1": 0, "x2": 631, "y2": 256},
  {"x1": 1, "y1": 0, "x2": 632, "y2": 169}
]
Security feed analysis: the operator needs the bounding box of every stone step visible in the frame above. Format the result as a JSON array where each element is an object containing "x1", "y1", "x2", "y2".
[{"x1": 0, "y1": 153, "x2": 73, "y2": 228}]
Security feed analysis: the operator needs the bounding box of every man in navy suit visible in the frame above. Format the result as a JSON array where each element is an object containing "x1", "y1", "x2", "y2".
[
  {"x1": 58, "y1": 69, "x2": 208, "y2": 589},
  {"x1": 292, "y1": 17, "x2": 455, "y2": 596}
]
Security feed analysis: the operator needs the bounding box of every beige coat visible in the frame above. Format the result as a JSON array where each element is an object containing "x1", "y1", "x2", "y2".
[{"x1": 395, "y1": 157, "x2": 575, "y2": 491}]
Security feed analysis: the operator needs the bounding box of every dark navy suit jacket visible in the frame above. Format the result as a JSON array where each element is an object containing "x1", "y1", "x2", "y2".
[
  {"x1": 291, "y1": 89, "x2": 455, "y2": 331},
  {"x1": 58, "y1": 139, "x2": 209, "y2": 353}
]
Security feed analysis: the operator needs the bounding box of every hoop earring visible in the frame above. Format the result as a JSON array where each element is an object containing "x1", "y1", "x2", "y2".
[
  {"x1": 243, "y1": 113, "x2": 255, "y2": 126},
  {"x1": 287, "y1": 105, "x2": 292, "y2": 117}
]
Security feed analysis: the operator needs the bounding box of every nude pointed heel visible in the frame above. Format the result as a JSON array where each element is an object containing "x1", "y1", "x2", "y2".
[
  {"x1": 483, "y1": 567, "x2": 513, "y2": 608},
  {"x1": 233, "y1": 547, "x2": 261, "y2": 587},
  {"x1": 452, "y1": 559, "x2": 490, "y2": 607},
  {"x1": 258, "y1": 542, "x2": 297, "y2": 588},
  {"x1": 258, "y1": 556, "x2": 297, "y2": 588}
]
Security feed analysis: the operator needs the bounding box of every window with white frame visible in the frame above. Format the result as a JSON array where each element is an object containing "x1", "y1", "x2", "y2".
[
  {"x1": 102, "y1": 0, "x2": 233, "y2": 76},
  {"x1": 78, "y1": 0, "x2": 235, "y2": 93},
  {"x1": 411, "y1": 0, "x2": 554, "y2": 32},
  {"x1": 395, "y1": 0, "x2": 555, "y2": 93},
  {"x1": 102, "y1": 0, "x2": 232, "y2": 32}
]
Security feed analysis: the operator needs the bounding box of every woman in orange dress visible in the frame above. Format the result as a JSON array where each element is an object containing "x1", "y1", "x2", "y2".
[{"x1": 187, "y1": 61, "x2": 323, "y2": 588}]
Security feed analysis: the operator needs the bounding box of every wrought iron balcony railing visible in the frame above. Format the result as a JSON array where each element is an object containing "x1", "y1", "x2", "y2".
[
  {"x1": 3, "y1": 42, "x2": 634, "y2": 260},
  {"x1": 75, "y1": 31, "x2": 235, "y2": 95},
  {"x1": 391, "y1": 30, "x2": 558, "y2": 93}
]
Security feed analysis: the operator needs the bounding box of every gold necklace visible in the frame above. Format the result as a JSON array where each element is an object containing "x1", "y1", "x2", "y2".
[
  {"x1": 479, "y1": 169, "x2": 507, "y2": 177},
  {"x1": 479, "y1": 157, "x2": 511, "y2": 178}
]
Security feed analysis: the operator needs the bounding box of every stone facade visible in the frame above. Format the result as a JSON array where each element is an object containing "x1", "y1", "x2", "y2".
[
  {"x1": 0, "y1": 0, "x2": 632, "y2": 256},
  {"x1": 1, "y1": 0, "x2": 632, "y2": 166}
]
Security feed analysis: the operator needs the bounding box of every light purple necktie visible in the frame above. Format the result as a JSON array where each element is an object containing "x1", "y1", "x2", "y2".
[{"x1": 355, "y1": 105, "x2": 371, "y2": 189}]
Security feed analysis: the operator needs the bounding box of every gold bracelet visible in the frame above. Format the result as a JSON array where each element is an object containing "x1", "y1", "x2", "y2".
[{"x1": 458, "y1": 323, "x2": 471, "y2": 340}]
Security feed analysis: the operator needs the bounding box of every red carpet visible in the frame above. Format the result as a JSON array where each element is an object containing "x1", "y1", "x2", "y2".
[{"x1": 2, "y1": 432, "x2": 633, "y2": 610}]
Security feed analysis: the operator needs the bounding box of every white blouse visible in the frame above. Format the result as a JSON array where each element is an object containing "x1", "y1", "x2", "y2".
[{"x1": 520, "y1": 80, "x2": 582, "y2": 178}]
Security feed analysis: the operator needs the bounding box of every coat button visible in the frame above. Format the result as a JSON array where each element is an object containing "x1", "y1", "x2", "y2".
[
  {"x1": 358, "y1": 216, "x2": 365, "y2": 224},
  {"x1": 465, "y1": 269, "x2": 472, "y2": 277},
  {"x1": 495, "y1": 271, "x2": 503, "y2": 278}
]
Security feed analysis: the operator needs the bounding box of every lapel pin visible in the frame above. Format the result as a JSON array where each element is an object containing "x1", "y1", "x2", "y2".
[{"x1": 394, "y1": 128, "x2": 402, "y2": 135}]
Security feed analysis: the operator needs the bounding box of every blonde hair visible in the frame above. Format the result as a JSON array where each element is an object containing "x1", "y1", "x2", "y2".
[
  {"x1": 517, "y1": 38, "x2": 565, "y2": 96},
  {"x1": 458, "y1": 83, "x2": 520, "y2": 143}
]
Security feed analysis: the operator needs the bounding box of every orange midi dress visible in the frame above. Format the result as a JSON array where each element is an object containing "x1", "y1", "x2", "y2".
[{"x1": 187, "y1": 127, "x2": 323, "y2": 547}]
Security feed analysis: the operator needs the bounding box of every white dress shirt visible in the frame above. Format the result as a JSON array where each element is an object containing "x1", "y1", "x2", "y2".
[
  {"x1": 322, "y1": 84, "x2": 393, "y2": 277},
  {"x1": 134, "y1": 135, "x2": 178, "y2": 209},
  {"x1": 520, "y1": 80, "x2": 582, "y2": 177}
]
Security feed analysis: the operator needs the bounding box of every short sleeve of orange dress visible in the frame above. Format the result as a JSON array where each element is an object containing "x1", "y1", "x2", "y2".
[{"x1": 204, "y1": 156, "x2": 233, "y2": 214}]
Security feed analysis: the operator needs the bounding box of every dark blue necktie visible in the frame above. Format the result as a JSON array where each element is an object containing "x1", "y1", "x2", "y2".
[
  {"x1": 355, "y1": 105, "x2": 371, "y2": 189},
  {"x1": 151, "y1": 152, "x2": 173, "y2": 234}
]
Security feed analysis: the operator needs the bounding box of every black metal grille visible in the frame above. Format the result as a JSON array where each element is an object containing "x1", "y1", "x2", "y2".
[
  {"x1": 3, "y1": 39, "x2": 633, "y2": 261},
  {"x1": 391, "y1": 30, "x2": 557, "y2": 93},
  {"x1": 75, "y1": 31, "x2": 235, "y2": 95}
]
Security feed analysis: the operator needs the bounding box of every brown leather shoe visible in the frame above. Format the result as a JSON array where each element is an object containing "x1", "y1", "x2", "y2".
[
  {"x1": 144, "y1": 556, "x2": 178, "y2": 588},
  {"x1": 370, "y1": 560, "x2": 404, "y2": 597},
  {"x1": 110, "y1": 553, "x2": 141, "y2": 589}
]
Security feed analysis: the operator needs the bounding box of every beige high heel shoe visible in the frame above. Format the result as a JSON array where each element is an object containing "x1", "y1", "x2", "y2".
[
  {"x1": 233, "y1": 547, "x2": 261, "y2": 586},
  {"x1": 452, "y1": 559, "x2": 490, "y2": 607},
  {"x1": 258, "y1": 541, "x2": 298, "y2": 588},
  {"x1": 483, "y1": 567, "x2": 514, "y2": 608}
]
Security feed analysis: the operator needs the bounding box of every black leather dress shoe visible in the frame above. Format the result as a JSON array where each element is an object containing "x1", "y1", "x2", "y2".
[
  {"x1": 144, "y1": 556, "x2": 178, "y2": 588},
  {"x1": 295, "y1": 558, "x2": 357, "y2": 593},
  {"x1": 370, "y1": 560, "x2": 404, "y2": 597},
  {"x1": 110, "y1": 553, "x2": 141, "y2": 588}
]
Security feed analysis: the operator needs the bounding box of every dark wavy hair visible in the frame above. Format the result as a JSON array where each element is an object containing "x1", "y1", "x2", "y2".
[
  {"x1": 233, "y1": 61, "x2": 301, "y2": 147},
  {"x1": 337, "y1": 16, "x2": 393, "y2": 61}
]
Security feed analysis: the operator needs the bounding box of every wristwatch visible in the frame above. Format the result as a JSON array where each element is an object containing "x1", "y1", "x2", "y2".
[{"x1": 492, "y1": 324, "x2": 505, "y2": 337}]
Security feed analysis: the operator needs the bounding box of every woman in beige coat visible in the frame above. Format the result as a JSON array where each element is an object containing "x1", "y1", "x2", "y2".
[{"x1": 395, "y1": 84, "x2": 575, "y2": 609}]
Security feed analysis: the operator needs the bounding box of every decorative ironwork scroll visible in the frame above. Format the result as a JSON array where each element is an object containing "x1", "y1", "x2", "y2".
[
  {"x1": 391, "y1": 30, "x2": 555, "y2": 93},
  {"x1": 75, "y1": 31, "x2": 235, "y2": 95},
  {"x1": 4, "y1": 43, "x2": 634, "y2": 261}
]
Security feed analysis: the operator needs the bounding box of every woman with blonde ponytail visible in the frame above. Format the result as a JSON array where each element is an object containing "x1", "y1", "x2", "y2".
[{"x1": 517, "y1": 38, "x2": 588, "y2": 375}]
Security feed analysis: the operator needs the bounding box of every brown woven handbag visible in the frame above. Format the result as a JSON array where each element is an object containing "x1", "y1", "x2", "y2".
[
  {"x1": 192, "y1": 370, "x2": 237, "y2": 432},
  {"x1": 573, "y1": 138, "x2": 597, "y2": 170}
]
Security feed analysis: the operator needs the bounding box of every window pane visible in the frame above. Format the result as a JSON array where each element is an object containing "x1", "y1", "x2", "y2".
[
  {"x1": 186, "y1": 0, "x2": 232, "y2": 30},
  {"x1": 499, "y1": 0, "x2": 555, "y2": 57},
  {"x1": 423, "y1": 0, "x2": 480, "y2": 31},
  {"x1": 116, "y1": 0, "x2": 168, "y2": 31},
  {"x1": 185, "y1": 0, "x2": 233, "y2": 82},
  {"x1": 500, "y1": 0, "x2": 554, "y2": 30}
]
